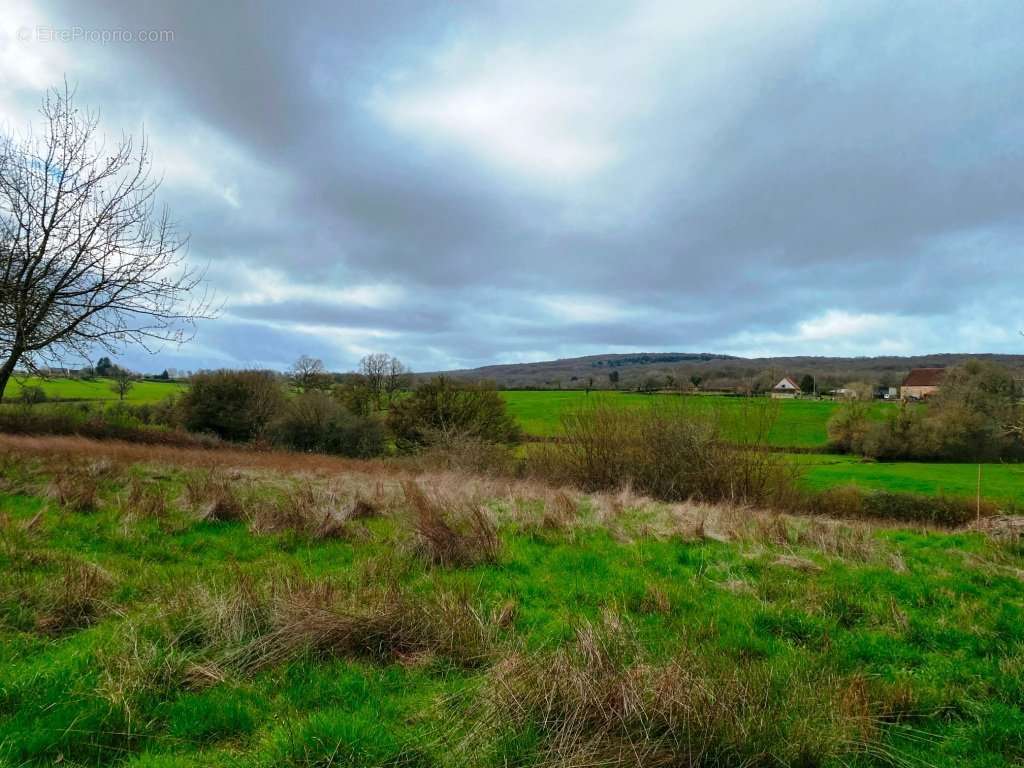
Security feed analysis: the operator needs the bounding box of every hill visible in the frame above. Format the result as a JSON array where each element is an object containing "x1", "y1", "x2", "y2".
[{"x1": 430, "y1": 352, "x2": 1024, "y2": 391}]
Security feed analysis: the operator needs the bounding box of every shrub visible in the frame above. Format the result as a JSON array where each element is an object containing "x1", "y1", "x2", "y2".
[
  {"x1": 834, "y1": 360, "x2": 1024, "y2": 461},
  {"x1": 810, "y1": 485, "x2": 990, "y2": 526},
  {"x1": 179, "y1": 370, "x2": 286, "y2": 441},
  {"x1": 532, "y1": 398, "x2": 800, "y2": 507},
  {"x1": 266, "y1": 391, "x2": 386, "y2": 458},
  {"x1": 388, "y1": 377, "x2": 520, "y2": 450},
  {"x1": 15, "y1": 383, "x2": 47, "y2": 406},
  {"x1": 826, "y1": 400, "x2": 873, "y2": 453},
  {"x1": 0, "y1": 402, "x2": 215, "y2": 447}
]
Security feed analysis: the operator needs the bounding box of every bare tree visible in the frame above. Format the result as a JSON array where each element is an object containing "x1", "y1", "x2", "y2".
[
  {"x1": 109, "y1": 366, "x2": 134, "y2": 401},
  {"x1": 358, "y1": 352, "x2": 409, "y2": 408},
  {"x1": 384, "y1": 355, "x2": 410, "y2": 404},
  {"x1": 0, "y1": 84, "x2": 214, "y2": 401},
  {"x1": 291, "y1": 354, "x2": 327, "y2": 392},
  {"x1": 358, "y1": 352, "x2": 389, "y2": 408}
]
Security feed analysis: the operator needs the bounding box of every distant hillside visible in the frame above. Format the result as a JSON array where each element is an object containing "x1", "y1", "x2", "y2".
[{"x1": 426, "y1": 352, "x2": 1024, "y2": 391}]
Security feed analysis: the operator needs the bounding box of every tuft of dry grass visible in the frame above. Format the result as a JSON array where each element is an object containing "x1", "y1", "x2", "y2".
[
  {"x1": 180, "y1": 573, "x2": 496, "y2": 675},
  {"x1": 48, "y1": 469, "x2": 100, "y2": 513},
  {"x1": 459, "y1": 611, "x2": 885, "y2": 768},
  {"x1": 249, "y1": 482, "x2": 370, "y2": 539},
  {"x1": 35, "y1": 561, "x2": 114, "y2": 635},
  {"x1": 403, "y1": 480, "x2": 500, "y2": 567},
  {"x1": 184, "y1": 468, "x2": 247, "y2": 523},
  {"x1": 121, "y1": 475, "x2": 170, "y2": 521}
]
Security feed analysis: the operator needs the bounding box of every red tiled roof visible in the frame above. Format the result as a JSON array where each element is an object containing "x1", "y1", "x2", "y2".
[
  {"x1": 773, "y1": 376, "x2": 800, "y2": 390},
  {"x1": 901, "y1": 368, "x2": 946, "y2": 387}
]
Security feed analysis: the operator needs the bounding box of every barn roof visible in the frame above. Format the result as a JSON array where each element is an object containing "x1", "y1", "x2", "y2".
[
  {"x1": 901, "y1": 367, "x2": 946, "y2": 387},
  {"x1": 773, "y1": 376, "x2": 800, "y2": 390}
]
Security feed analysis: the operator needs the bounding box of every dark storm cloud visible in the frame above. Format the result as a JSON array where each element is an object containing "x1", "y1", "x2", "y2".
[{"x1": 5, "y1": 0, "x2": 1023, "y2": 370}]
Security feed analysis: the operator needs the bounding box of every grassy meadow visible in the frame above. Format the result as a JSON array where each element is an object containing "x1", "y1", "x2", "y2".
[
  {"x1": 1, "y1": 381, "x2": 1020, "y2": 507},
  {"x1": 2, "y1": 376, "x2": 187, "y2": 403},
  {"x1": 798, "y1": 454, "x2": 1024, "y2": 507},
  {"x1": 501, "y1": 390, "x2": 893, "y2": 447},
  {"x1": 1, "y1": 434, "x2": 1023, "y2": 767}
]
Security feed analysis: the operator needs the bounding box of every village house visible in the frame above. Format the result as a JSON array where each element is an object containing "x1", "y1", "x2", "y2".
[
  {"x1": 900, "y1": 367, "x2": 945, "y2": 400},
  {"x1": 771, "y1": 376, "x2": 801, "y2": 399}
]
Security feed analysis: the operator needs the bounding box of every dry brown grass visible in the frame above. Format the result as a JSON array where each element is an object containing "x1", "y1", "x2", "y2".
[
  {"x1": 183, "y1": 468, "x2": 247, "y2": 523},
  {"x1": 121, "y1": 475, "x2": 170, "y2": 521},
  {"x1": 403, "y1": 480, "x2": 500, "y2": 566},
  {"x1": 35, "y1": 560, "x2": 114, "y2": 635},
  {"x1": 459, "y1": 612, "x2": 886, "y2": 768},
  {"x1": 249, "y1": 481, "x2": 362, "y2": 539},
  {"x1": 47, "y1": 469, "x2": 101, "y2": 513},
  {"x1": 180, "y1": 573, "x2": 496, "y2": 676}
]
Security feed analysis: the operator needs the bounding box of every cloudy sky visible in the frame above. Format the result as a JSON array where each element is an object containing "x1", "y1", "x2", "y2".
[{"x1": 2, "y1": 1, "x2": 1023, "y2": 372}]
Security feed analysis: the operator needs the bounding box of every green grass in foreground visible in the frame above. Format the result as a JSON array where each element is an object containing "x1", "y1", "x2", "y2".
[
  {"x1": 1, "y1": 444, "x2": 1022, "y2": 767},
  {"x1": 501, "y1": 390, "x2": 893, "y2": 447},
  {"x1": 3, "y1": 376, "x2": 186, "y2": 403},
  {"x1": 797, "y1": 453, "x2": 1024, "y2": 507}
]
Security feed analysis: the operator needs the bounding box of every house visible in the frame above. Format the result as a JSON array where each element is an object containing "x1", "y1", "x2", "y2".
[
  {"x1": 771, "y1": 376, "x2": 801, "y2": 399},
  {"x1": 900, "y1": 368, "x2": 945, "y2": 400}
]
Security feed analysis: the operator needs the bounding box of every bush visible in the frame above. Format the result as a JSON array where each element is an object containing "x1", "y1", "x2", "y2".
[
  {"x1": 832, "y1": 360, "x2": 1024, "y2": 461},
  {"x1": 388, "y1": 377, "x2": 520, "y2": 450},
  {"x1": 16, "y1": 384, "x2": 47, "y2": 406},
  {"x1": 266, "y1": 391, "x2": 386, "y2": 458},
  {"x1": 0, "y1": 402, "x2": 217, "y2": 447},
  {"x1": 809, "y1": 485, "x2": 990, "y2": 526},
  {"x1": 532, "y1": 398, "x2": 800, "y2": 507},
  {"x1": 179, "y1": 370, "x2": 286, "y2": 442}
]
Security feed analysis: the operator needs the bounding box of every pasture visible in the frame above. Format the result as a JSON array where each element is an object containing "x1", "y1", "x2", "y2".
[
  {"x1": 2, "y1": 376, "x2": 187, "y2": 403},
  {"x1": 798, "y1": 454, "x2": 1024, "y2": 507},
  {"x1": 501, "y1": 390, "x2": 893, "y2": 447},
  {"x1": 1, "y1": 434, "x2": 1022, "y2": 767}
]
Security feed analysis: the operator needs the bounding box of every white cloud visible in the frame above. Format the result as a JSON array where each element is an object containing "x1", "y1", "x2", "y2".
[
  {"x1": 535, "y1": 294, "x2": 628, "y2": 324},
  {"x1": 370, "y1": 54, "x2": 616, "y2": 182},
  {"x1": 223, "y1": 266, "x2": 405, "y2": 309}
]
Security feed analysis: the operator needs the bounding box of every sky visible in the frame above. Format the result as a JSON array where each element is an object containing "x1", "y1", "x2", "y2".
[{"x1": 2, "y1": 0, "x2": 1023, "y2": 373}]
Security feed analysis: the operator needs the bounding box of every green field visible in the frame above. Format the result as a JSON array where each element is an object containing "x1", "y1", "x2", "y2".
[
  {"x1": 501, "y1": 390, "x2": 893, "y2": 447},
  {"x1": 1, "y1": 442, "x2": 1023, "y2": 767},
  {"x1": 3, "y1": 376, "x2": 187, "y2": 403},
  {"x1": 798, "y1": 454, "x2": 1024, "y2": 506}
]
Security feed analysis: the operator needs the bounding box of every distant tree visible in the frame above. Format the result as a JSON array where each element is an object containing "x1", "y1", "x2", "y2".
[
  {"x1": 155, "y1": 369, "x2": 170, "y2": 380},
  {"x1": 96, "y1": 357, "x2": 114, "y2": 377},
  {"x1": 383, "y1": 356, "x2": 411, "y2": 404},
  {"x1": 110, "y1": 367, "x2": 135, "y2": 401},
  {"x1": 585, "y1": 377, "x2": 594, "y2": 394},
  {"x1": 608, "y1": 370, "x2": 620, "y2": 388},
  {"x1": 180, "y1": 370, "x2": 285, "y2": 441},
  {"x1": 333, "y1": 373, "x2": 376, "y2": 417},
  {"x1": 0, "y1": 86, "x2": 214, "y2": 402},
  {"x1": 799, "y1": 374, "x2": 815, "y2": 395},
  {"x1": 291, "y1": 355, "x2": 328, "y2": 392},
  {"x1": 690, "y1": 374, "x2": 703, "y2": 391},
  {"x1": 388, "y1": 377, "x2": 520, "y2": 449},
  {"x1": 358, "y1": 353, "x2": 391, "y2": 408}
]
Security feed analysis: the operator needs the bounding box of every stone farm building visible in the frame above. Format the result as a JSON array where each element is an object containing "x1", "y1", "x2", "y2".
[{"x1": 900, "y1": 367, "x2": 945, "y2": 400}]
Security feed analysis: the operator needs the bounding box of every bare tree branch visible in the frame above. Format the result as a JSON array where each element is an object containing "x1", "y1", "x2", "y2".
[{"x1": 0, "y1": 83, "x2": 216, "y2": 400}]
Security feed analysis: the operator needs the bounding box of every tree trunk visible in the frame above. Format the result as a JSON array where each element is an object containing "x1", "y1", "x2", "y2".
[{"x1": 0, "y1": 353, "x2": 20, "y2": 403}]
